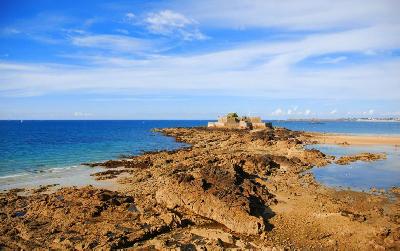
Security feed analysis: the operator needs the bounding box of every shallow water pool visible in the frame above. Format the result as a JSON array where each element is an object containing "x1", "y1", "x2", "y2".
[{"x1": 306, "y1": 144, "x2": 400, "y2": 191}]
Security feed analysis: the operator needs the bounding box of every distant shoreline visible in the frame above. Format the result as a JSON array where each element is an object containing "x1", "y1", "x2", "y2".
[
  {"x1": 283, "y1": 119, "x2": 400, "y2": 123},
  {"x1": 282, "y1": 119, "x2": 399, "y2": 123}
]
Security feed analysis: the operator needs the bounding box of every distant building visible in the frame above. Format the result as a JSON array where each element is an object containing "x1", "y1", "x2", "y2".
[{"x1": 208, "y1": 113, "x2": 272, "y2": 129}]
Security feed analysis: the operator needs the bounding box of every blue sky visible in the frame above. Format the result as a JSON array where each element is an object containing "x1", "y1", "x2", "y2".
[{"x1": 1, "y1": 0, "x2": 400, "y2": 119}]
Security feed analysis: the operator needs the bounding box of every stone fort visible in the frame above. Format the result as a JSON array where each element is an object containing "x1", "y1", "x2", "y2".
[{"x1": 208, "y1": 113, "x2": 272, "y2": 129}]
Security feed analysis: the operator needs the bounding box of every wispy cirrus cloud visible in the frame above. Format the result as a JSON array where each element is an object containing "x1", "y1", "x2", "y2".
[
  {"x1": 123, "y1": 9, "x2": 207, "y2": 41},
  {"x1": 1, "y1": 20, "x2": 400, "y2": 99},
  {"x1": 1, "y1": 27, "x2": 21, "y2": 35},
  {"x1": 0, "y1": 12, "x2": 109, "y2": 47},
  {"x1": 144, "y1": 10, "x2": 207, "y2": 40},
  {"x1": 317, "y1": 56, "x2": 347, "y2": 64},
  {"x1": 176, "y1": 0, "x2": 400, "y2": 30},
  {"x1": 71, "y1": 35, "x2": 154, "y2": 53}
]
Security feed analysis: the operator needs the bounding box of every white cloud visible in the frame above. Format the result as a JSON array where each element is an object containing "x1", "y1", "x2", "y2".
[
  {"x1": 73, "y1": 112, "x2": 92, "y2": 117},
  {"x1": 126, "y1": 12, "x2": 135, "y2": 19},
  {"x1": 144, "y1": 10, "x2": 207, "y2": 40},
  {"x1": 177, "y1": 0, "x2": 400, "y2": 31},
  {"x1": 62, "y1": 28, "x2": 86, "y2": 35},
  {"x1": 2, "y1": 27, "x2": 21, "y2": 35},
  {"x1": 271, "y1": 108, "x2": 285, "y2": 116},
  {"x1": 179, "y1": 29, "x2": 207, "y2": 41},
  {"x1": 272, "y1": 108, "x2": 312, "y2": 117},
  {"x1": 123, "y1": 12, "x2": 137, "y2": 25},
  {"x1": 146, "y1": 10, "x2": 191, "y2": 33},
  {"x1": 287, "y1": 107, "x2": 300, "y2": 115},
  {"x1": 367, "y1": 109, "x2": 375, "y2": 115},
  {"x1": 318, "y1": 56, "x2": 347, "y2": 64},
  {"x1": 286, "y1": 107, "x2": 313, "y2": 116},
  {"x1": 71, "y1": 35, "x2": 152, "y2": 53},
  {"x1": 348, "y1": 109, "x2": 380, "y2": 116},
  {"x1": 1, "y1": 35, "x2": 400, "y2": 98},
  {"x1": 330, "y1": 109, "x2": 338, "y2": 114}
]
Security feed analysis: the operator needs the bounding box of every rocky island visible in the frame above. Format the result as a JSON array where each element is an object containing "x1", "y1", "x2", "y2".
[{"x1": 0, "y1": 125, "x2": 399, "y2": 250}]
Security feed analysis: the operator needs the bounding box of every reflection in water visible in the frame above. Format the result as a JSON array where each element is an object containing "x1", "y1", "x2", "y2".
[{"x1": 307, "y1": 144, "x2": 400, "y2": 191}]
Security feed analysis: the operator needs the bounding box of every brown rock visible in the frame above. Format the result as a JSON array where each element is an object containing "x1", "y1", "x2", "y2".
[
  {"x1": 335, "y1": 153, "x2": 386, "y2": 165},
  {"x1": 156, "y1": 165, "x2": 271, "y2": 235}
]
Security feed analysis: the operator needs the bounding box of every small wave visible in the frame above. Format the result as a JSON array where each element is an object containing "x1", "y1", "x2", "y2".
[
  {"x1": 0, "y1": 165, "x2": 82, "y2": 179},
  {"x1": 46, "y1": 165, "x2": 79, "y2": 173},
  {"x1": 0, "y1": 173, "x2": 27, "y2": 179}
]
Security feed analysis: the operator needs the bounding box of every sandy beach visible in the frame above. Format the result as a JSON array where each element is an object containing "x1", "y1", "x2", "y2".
[
  {"x1": 307, "y1": 132, "x2": 400, "y2": 146},
  {"x1": 0, "y1": 127, "x2": 399, "y2": 250}
]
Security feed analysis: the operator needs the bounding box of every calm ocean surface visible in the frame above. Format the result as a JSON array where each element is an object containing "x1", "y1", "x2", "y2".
[
  {"x1": 0, "y1": 120, "x2": 399, "y2": 190},
  {"x1": 0, "y1": 120, "x2": 203, "y2": 178}
]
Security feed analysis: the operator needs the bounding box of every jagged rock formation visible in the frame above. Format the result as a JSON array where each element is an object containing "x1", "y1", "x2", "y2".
[{"x1": 156, "y1": 164, "x2": 274, "y2": 235}]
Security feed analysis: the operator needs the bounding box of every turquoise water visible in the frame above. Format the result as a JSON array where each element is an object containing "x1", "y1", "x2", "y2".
[
  {"x1": 0, "y1": 120, "x2": 399, "y2": 190},
  {"x1": 307, "y1": 144, "x2": 400, "y2": 191},
  {"x1": 0, "y1": 120, "x2": 207, "y2": 190},
  {"x1": 0, "y1": 121, "x2": 204, "y2": 178}
]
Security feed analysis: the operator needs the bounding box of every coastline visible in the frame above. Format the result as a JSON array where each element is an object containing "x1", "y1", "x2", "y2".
[
  {"x1": 0, "y1": 165, "x2": 117, "y2": 192},
  {"x1": 307, "y1": 132, "x2": 400, "y2": 145},
  {"x1": 1, "y1": 127, "x2": 399, "y2": 249},
  {"x1": 283, "y1": 119, "x2": 400, "y2": 123}
]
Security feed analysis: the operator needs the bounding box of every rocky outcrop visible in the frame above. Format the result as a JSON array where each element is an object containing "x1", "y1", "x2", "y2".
[
  {"x1": 83, "y1": 156, "x2": 153, "y2": 169},
  {"x1": 335, "y1": 152, "x2": 386, "y2": 165},
  {"x1": 0, "y1": 187, "x2": 179, "y2": 250},
  {"x1": 156, "y1": 165, "x2": 274, "y2": 235}
]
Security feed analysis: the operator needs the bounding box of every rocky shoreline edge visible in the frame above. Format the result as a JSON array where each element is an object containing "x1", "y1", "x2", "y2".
[{"x1": 1, "y1": 126, "x2": 399, "y2": 250}]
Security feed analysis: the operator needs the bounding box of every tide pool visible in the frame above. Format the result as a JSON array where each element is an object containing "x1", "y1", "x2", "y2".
[{"x1": 308, "y1": 144, "x2": 400, "y2": 191}]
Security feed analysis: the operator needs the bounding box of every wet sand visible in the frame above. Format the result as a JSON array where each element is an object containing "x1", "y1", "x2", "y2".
[
  {"x1": 308, "y1": 132, "x2": 400, "y2": 146},
  {"x1": 0, "y1": 127, "x2": 399, "y2": 250},
  {"x1": 0, "y1": 166, "x2": 117, "y2": 192}
]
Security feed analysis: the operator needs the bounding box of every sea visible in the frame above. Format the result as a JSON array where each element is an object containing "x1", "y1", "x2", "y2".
[{"x1": 0, "y1": 120, "x2": 399, "y2": 191}]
